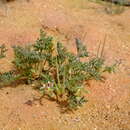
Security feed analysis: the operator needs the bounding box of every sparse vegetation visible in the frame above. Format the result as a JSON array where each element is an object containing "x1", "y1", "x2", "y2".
[
  {"x1": 0, "y1": 44, "x2": 19, "y2": 86},
  {"x1": 0, "y1": 0, "x2": 129, "y2": 129},
  {"x1": 105, "y1": 2, "x2": 124, "y2": 15},
  {"x1": 0, "y1": 30, "x2": 115, "y2": 110},
  {"x1": 88, "y1": 0, "x2": 125, "y2": 14}
]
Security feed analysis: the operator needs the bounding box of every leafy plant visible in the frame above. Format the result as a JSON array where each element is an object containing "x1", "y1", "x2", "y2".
[
  {"x1": 8, "y1": 30, "x2": 116, "y2": 110},
  {"x1": 0, "y1": 44, "x2": 20, "y2": 86},
  {"x1": 0, "y1": 71, "x2": 20, "y2": 86}
]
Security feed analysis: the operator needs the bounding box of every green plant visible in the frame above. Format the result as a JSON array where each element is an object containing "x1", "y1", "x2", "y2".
[
  {"x1": 0, "y1": 44, "x2": 20, "y2": 86},
  {"x1": 0, "y1": 71, "x2": 21, "y2": 86},
  {"x1": 12, "y1": 30, "x2": 54, "y2": 83},
  {"x1": 10, "y1": 30, "x2": 116, "y2": 110}
]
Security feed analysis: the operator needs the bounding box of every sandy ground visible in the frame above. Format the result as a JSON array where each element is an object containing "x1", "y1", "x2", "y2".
[{"x1": 0, "y1": 0, "x2": 130, "y2": 129}]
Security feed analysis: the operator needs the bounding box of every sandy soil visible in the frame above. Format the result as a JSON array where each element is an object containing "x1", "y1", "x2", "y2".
[{"x1": 0, "y1": 0, "x2": 130, "y2": 129}]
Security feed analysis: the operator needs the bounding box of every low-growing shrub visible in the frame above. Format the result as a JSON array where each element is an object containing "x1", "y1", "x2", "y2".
[
  {"x1": 0, "y1": 44, "x2": 20, "y2": 86},
  {"x1": 10, "y1": 30, "x2": 116, "y2": 110},
  {"x1": 0, "y1": 30, "x2": 116, "y2": 110}
]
